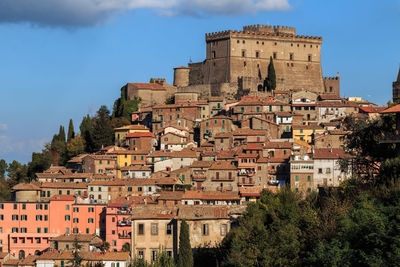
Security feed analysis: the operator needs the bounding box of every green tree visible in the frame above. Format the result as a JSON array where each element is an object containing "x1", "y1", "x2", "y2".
[
  {"x1": 100, "y1": 241, "x2": 110, "y2": 252},
  {"x1": 28, "y1": 149, "x2": 52, "y2": 178},
  {"x1": 122, "y1": 242, "x2": 130, "y2": 252},
  {"x1": 177, "y1": 220, "x2": 193, "y2": 267},
  {"x1": 265, "y1": 56, "x2": 276, "y2": 91},
  {"x1": 58, "y1": 125, "x2": 66, "y2": 143},
  {"x1": 67, "y1": 119, "x2": 75, "y2": 142},
  {"x1": 112, "y1": 85, "x2": 141, "y2": 120},
  {"x1": 66, "y1": 135, "x2": 86, "y2": 159},
  {"x1": 70, "y1": 237, "x2": 83, "y2": 267},
  {"x1": 0, "y1": 159, "x2": 6, "y2": 180},
  {"x1": 7, "y1": 160, "x2": 29, "y2": 187},
  {"x1": 80, "y1": 115, "x2": 95, "y2": 153},
  {"x1": 92, "y1": 106, "x2": 114, "y2": 151}
]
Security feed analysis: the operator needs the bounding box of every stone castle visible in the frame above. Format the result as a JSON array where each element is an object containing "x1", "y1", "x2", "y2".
[{"x1": 174, "y1": 24, "x2": 340, "y2": 99}]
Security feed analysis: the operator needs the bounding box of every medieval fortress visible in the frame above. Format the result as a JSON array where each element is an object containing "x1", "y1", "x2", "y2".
[
  {"x1": 173, "y1": 24, "x2": 340, "y2": 100},
  {"x1": 127, "y1": 24, "x2": 341, "y2": 107}
]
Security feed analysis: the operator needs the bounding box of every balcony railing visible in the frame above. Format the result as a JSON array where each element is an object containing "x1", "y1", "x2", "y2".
[
  {"x1": 211, "y1": 177, "x2": 234, "y2": 182},
  {"x1": 118, "y1": 233, "x2": 131, "y2": 239},
  {"x1": 117, "y1": 220, "x2": 132, "y2": 226},
  {"x1": 192, "y1": 174, "x2": 206, "y2": 182},
  {"x1": 238, "y1": 179, "x2": 255, "y2": 186}
]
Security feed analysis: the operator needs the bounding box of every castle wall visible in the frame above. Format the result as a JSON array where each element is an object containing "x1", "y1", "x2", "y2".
[{"x1": 324, "y1": 76, "x2": 340, "y2": 97}]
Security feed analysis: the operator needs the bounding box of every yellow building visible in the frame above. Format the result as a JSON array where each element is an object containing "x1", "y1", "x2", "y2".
[
  {"x1": 292, "y1": 125, "x2": 324, "y2": 144},
  {"x1": 114, "y1": 125, "x2": 150, "y2": 146}
]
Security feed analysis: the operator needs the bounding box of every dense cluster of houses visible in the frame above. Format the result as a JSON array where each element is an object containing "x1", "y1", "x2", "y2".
[{"x1": 1, "y1": 89, "x2": 388, "y2": 265}]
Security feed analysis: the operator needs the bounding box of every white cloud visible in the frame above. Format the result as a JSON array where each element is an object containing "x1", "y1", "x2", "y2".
[
  {"x1": 0, "y1": 124, "x2": 7, "y2": 131},
  {"x1": 0, "y1": 0, "x2": 290, "y2": 27}
]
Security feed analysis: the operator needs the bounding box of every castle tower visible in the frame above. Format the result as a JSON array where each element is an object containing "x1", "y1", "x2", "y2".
[
  {"x1": 323, "y1": 72, "x2": 340, "y2": 97},
  {"x1": 173, "y1": 66, "x2": 190, "y2": 87},
  {"x1": 185, "y1": 24, "x2": 325, "y2": 97},
  {"x1": 393, "y1": 67, "x2": 400, "y2": 103}
]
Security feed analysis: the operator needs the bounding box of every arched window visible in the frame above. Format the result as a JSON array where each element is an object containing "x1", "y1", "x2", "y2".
[{"x1": 19, "y1": 250, "x2": 25, "y2": 259}]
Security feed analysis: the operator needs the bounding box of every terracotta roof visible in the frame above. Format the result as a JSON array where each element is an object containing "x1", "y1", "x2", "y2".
[
  {"x1": 239, "y1": 186, "x2": 264, "y2": 196},
  {"x1": 49, "y1": 195, "x2": 76, "y2": 201},
  {"x1": 50, "y1": 234, "x2": 101, "y2": 243},
  {"x1": 264, "y1": 141, "x2": 292, "y2": 149},
  {"x1": 216, "y1": 150, "x2": 236, "y2": 159},
  {"x1": 126, "y1": 132, "x2": 153, "y2": 138},
  {"x1": 214, "y1": 132, "x2": 232, "y2": 138},
  {"x1": 18, "y1": 255, "x2": 37, "y2": 265},
  {"x1": 120, "y1": 165, "x2": 152, "y2": 171},
  {"x1": 39, "y1": 182, "x2": 88, "y2": 189},
  {"x1": 114, "y1": 124, "x2": 149, "y2": 130},
  {"x1": 182, "y1": 190, "x2": 240, "y2": 200},
  {"x1": 12, "y1": 183, "x2": 41, "y2": 191},
  {"x1": 84, "y1": 154, "x2": 116, "y2": 160},
  {"x1": 313, "y1": 148, "x2": 351, "y2": 159},
  {"x1": 131, "y1": 206, "x2": 178, "y2": 219},
  {"x1": 318, "y1": 94, "x2": 342, "y2": 100},
  {"x1": 292, "y1": 125, "x2": 324, "y2": 130},
  {"x1": 380, "y1": 104, "x2": 400, "y2": 114},
  {"x1": 158, "y1": 191, "x2": 185, "y2": 200},
  {"x1": 190, "y1": 161, "x2": 213, "y2": 168},
  {"x1": 209, "y1": 96, "x2": 224, "y2": 102},
  {"x1": 275, "y1": 111, "x2": 292, "y2": 116},
  {"x1": 359, "y1": 106, "x2": 387, "y2": 113},
  {"x1": 257, "y1": 157, "x2": 269, "y2": 163},
  {"x1": 128, "y1": 82, "x2": 165, "y2": 90},
  {"x1": 209, "y1": 161, "x2": 237, "y2": 170},
  {"x1": 3, "y1": 259, "x2": 19, "y2": 266},
  {"x1": 268, "y1": 157, "x2": 288, "y2": 163},
  {"x1": 0, "y1": 252, "x2": 9, "y2": 259},
  {"x1": 233, "y1": 129, "x2": 267, "y2": 136},
  {"x1": 37, "y1": 251, "x2": 130, "y2": 261},
  {"x1": 237, "y1": 153, "x2": 258, "y2": 158}
]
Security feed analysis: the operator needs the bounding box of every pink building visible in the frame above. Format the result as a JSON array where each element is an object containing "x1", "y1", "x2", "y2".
[
  {"x1": 105, "y1": 203, "x2": 132, "y2": 251},
  {"x1": 0, "y1": 195, "x2": 106, "y2": 259}
]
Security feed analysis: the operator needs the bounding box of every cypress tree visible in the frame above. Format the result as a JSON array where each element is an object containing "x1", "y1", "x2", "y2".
[
  {"x1": 67, "y1": 119, "x2": 75, "y2": 142},
  {"x1": 58, "y1": 125, "x2": 66, "y2": 143},
  {"x1": 267, "y1": 56, "x2": 276, "y2": 91},
  {"x1": 177, "y1": 220, "x2": 193, "y2": 267},
  {"x1": 92, "y1": 105, "x2": 114, "y2": 151},
  {"x1": 80, "y1": 115, "x2": 95, "y2": 153}
]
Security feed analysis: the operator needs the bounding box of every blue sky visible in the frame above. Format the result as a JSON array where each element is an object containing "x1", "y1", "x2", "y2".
[{"x1": 0, "y1": 0, "x2": 399, "y2": 163}]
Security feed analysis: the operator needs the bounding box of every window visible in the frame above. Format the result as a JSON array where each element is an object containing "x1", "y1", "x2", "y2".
[
  {"x1": 202, "y1": 224, "x2": 209, "y2": 236},
  {"x1": 21, "y1": 228, "x2": 27, "y2": 233},
  {"x1": 273, "y1": 52, "x2": 277, "y2": 59},
  {"x1": 37, "y1": 228, "x2": 41, "y2": 233},
  {"x1": 242, "y1": 50, "x2": 246, "y2": 57},
  {"x1": 138, "y1": 187, "x2": 143, "y2": 192},
  {"x1": 44, "y1": 228, "x2": 48, "y2": 233},
  {"x1": 138, "y1": 250, "x2": 145, "y2": 259},
  {"x1": 66, "y1": 205, "x2": 70, "y2": 211},
  {"x1": 66, "y1": 190, "x2": 70, "y2": 195},
  {"x1": 0, "y1": 215, "x2": 3, "y2": 220},
  {"x1": 326, "y1": 168, "x2": 331, "y2": 174},
  {"x1": 36, "y1": 215, "x2": 42, "y2": 221},
  {"x1": 138, "y1": 224, "x2": 144, "y2": 235},
  {"x1": 166, "y1": 224, "x2": 172, "y2": 235},
  {"x1": 73, "y1": 207, "x2": 79, "y2": 212},
  {"x1": 0, "y1": 204, "x2": 3, "y2": 209},
  {"x1": 88, "y1": 218, "x2": 94, "y2": 223},
  {"x1": 22, "y1": 204, "x2": 26, "y2": 210},
  {"x1": 13, "y1": 204, "x2": 17, "y2": 209},
  {"x1": 89, "y1": 207, "x2": 94, "y2": 212},
  {"x1": 307, "y1": 175, "x2": 311, "y2": 182},
  {"x1": 318, "y1": 168, "x2": 323, "y2": 174},
  {"x1": 295, "y1": 175, "x2": 299, "y2": 182},
  {"x1": 290, "y1": 53, "x2": 294, "y2": 60},
  {"x1": 44, "y1": 215, "x2": 48, "y2": 221},
  {"x1": 86, "y1": 228, "x2": 90, "y2": 234},
  {"x1": 12, "y1": 228, "x2": 18, "y2": 233},
  {"x1": 152, "y1": 250, "x2": 158, "y2": 262},
  {"x1": 221, "y1": 224, "x2": 227, "y2": 236},
  {"x1": 73, "y1": 218, "x2": 79, "y2": 223},
  {"x1": 73, "y1": 228, "x2": 79, "y2": 234},
  {"x1": 255, "y1": 51, "x2": 259, "y2": 58},
  {"x1": 128, "y1": 187, "x2": 132, "y2": 192},
  {"x1": 151, "y1": 223, "x2": 158, "y2": 235},
  {"x1": 98, "y1": 187, "x2": 102, "y2": 192},
  {"x1": 65, "y1": 215, "x2": 71, "y2": 221},
  {"x1": 44, "y1": 204, "x2": 48, "y2": 210},
  {"x1": 90, "y1": 187, "x2": 94, "y2": 192},
  {"x1": 308, "y1": 54, "x2": 312, "y2": 62},
  {"x1": 12, "y1": 214, "x2": 18, "y2": 220}
]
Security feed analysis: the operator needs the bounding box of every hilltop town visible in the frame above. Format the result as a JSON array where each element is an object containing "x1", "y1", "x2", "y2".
[{"x1": 1, "y1": 24, "x2": 400, "y2": 266}]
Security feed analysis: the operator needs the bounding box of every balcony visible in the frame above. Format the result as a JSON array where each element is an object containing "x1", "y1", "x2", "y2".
[
  {"x1": 211, "y1": 177, "x2": 234, "y2": 182},
  {"x1": 118, "y1": 233, "x2": 131, "y2": 239},
  {"x1": 117, "y1": 220, "x2": 132, "y2": 227},
  {"x1": 238, "y1": 169, "x2": 256, "y2": 177},
  {"x1": 117, "y1": 210, "x2": 132, "y2": 215},
  {"x1": 238, "y1": 178, "x2": 255, "y2": 186},
  {"x1": 192, "y1": 174, "x2": 206, "y2": 182}
]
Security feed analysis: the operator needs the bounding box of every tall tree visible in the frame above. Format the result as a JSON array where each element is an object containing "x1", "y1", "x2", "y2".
[
  {"x1": 58, "y1": 125, "x2": 66, "y2": 143},
  {"x1": 67, "y1": 119, "x2": 75, "y2": 142},
  {"x1": 177, "y1": 220, "x2": 193, "y2": 267},
  {"x1": 70, "y1": 237, "x2": 83, "y2": 267},
  {"x1": 80, "y1": 115, "x2": 95, "y2": 153},
  {"x1": 92, "y1": 106, "x2": 114, "y2": 151},
  {"x1": 6, "y1": 160, "x2": 29, "y2": 188},
  {"x1": 66, "y1": 135, "x2": 85, "y2": 159},
  {"x1": 266, "y1": 56, "x2": 276, "y2": 91},
  {"x1": 0, "y1": 159, "x2": 6, "y2": 180}
]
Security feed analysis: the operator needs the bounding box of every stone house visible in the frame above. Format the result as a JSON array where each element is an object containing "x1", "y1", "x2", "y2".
[
  {"x1": 125, "y1": 132, "x2": 154, "y2": 151},
  {"x1": 232, "y1": 129, "x2": 267, "y2": 146},
  {"x1": 120, "y1": 166, "x2": 152, "y2": 179},
  {"x1": 313, "y1": 148, "x2": 352, "y2": 188},
  {"x1": 241, "y1": 116, "x2": 279, "y2": 139},
  {"x1": 200, "y1": 116, "x2": 233, "y2": 144},
  {"x1": 114, "y1": 124, "x2": 150, "y2": 147},
  {"x1": 291, "y1": 90, "x2": 318, "y2": 124},
  {"x1": 82, "y1": 155, "x2": 117, "y2": 176},
  {"x1": 153, "y1": 150, "x2": 197, "y2": 173},
  {"x1": 204, "y1": 161, "x2": 238, "y2": 192},
  {"x1": 314, "y1": 130, "x2": 348, "y2": 149},
  {"x1": 290, "y1": 155, "x2": 314, "y2": 194},
  {"x1": 152, "y1": 103, "x2": 201, "y2": 132},
  {"x1": 50, "y1": 234, "x2": 102, "y2": 252},
  {"x1": 292, "y1": 124, "x2": 324, "y2": 144},
  {"x1": 214, "y1": 132, "x2": 233, "y2": 151}
]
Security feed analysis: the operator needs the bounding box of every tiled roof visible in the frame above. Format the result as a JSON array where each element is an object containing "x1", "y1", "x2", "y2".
[
  {"x1": 128, "y1": 82, "x2": 165, "y2": 90},
  {"x1": 380, "y1": 104, "x2": 400, "y2": 114},
  {"x1": 158, "y1": 191, "x2": 185, "y2": 200},
  {"x1": 131, "y1": 206, "x2": 178, "y2": 219},
  {"x1": 239, "y1": 186, "x2": 264, "y2": 196},
  {"x1": 12, "y1": 183, "x2": 41, "y2": 191},
  {"x1": 209, "y1": 96, "x2": 224, "y2": 102},
  {"x1": 313, "y1": 148, "x2": 351, "y2": 159},
  {"x1": 190, "y1": 161, "x2": 213, "y2": 168},
  {"x1": 114, "y1": 124, "x2": 149, "y2": 130},
  {"x1": 214, "y1": 132, "x2": 232, "y2": 138},
  {"x1": 268, "y1": 157, "x2": 288, "y2": 163},
  {"x1": 233, "y1": 129, "x2": 267, "y2": 136},
  {"x1": 120, "y1": 165, "x2": 152, "y2": 171},
  {"x1": 292, "y1": 125, "x2": 324, "y2": 130},
  {"x1": 318, "y1": 94, "x2": 342, "y2": 100},
  {"x1": 49, "y1": 195, "x2": 76, "y2": 201},
  {"x1": 39, "y1": 182, "x2": 88, "y2": 189},
  {"x1": 50, "y1": 234, "x2": 101, "y2": 243},
  {"x1": 126, "y1": 132, "x2": 153, "y2": 138},
  {"x1": 216, "y1": 150, "x2": 235, "y2": 159},
  {"x1": 182, "y1": 190, "x2": 240, "y2": 200},
  {"x1": 209, "y1": 161, "x2": 237, "y2": 170},
  {"x1": 264, "y1": 141, "x2": 293, "y2": 149}
]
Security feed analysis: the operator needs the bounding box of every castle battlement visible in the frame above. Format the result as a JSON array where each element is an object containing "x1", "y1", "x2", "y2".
[
  {"x1": 205, "y1": 25, "x2": 321, "y2": 42},
  {"x1": 324, "y1": 77, "x2": 339, "y2": 81}
]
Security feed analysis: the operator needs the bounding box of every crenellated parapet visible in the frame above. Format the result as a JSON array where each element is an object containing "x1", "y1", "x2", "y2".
[
  {"x1": 324, "y1": 77, "x2": 339, "y2": 81},
  {"x1": 205, "y1": 25, "x2": 322, "y2": 43}
]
